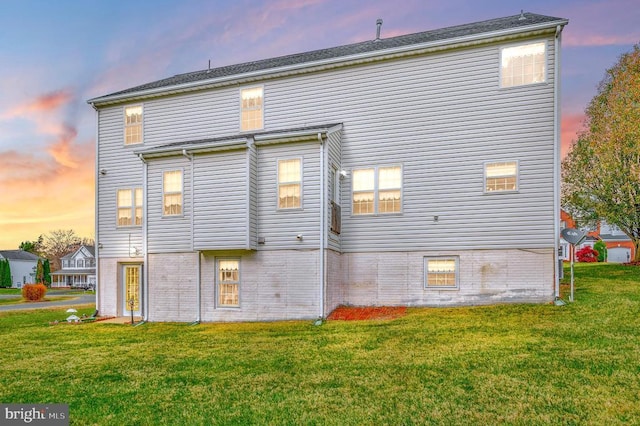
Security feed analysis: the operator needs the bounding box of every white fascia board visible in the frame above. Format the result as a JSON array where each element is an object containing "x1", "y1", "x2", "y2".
[{"x1": 88, "y1": 20, "x2": 568, "y2": 107}]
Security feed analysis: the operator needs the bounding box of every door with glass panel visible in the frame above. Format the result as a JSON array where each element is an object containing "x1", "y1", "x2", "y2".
[{"x1": 122, "y1": 264, "x2": 142, "y2": 316}]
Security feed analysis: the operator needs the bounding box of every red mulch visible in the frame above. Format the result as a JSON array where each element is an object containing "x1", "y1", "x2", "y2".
[{"x1": 327, "y1": 305, "x2": 407, "y2": 321}]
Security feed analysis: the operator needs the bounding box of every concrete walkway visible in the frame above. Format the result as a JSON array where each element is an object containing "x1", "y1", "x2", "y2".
[{"x1": 0, "y1": 293, "x2": 95, "y2": 312}]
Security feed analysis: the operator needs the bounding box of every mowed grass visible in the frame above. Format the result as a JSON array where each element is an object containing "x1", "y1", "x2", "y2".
[{"x1": 1, "y1": 264, "x2": 639, "y2": 425}]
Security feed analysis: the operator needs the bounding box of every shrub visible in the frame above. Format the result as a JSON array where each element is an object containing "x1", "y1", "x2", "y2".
[
  {"x1": 22, "y1": 283, "x2": 47, "y2": 301},
  {"x1": 576, "y1": 246, "x2": 599, "y2": 262},
  {"x1": 594, "y1": 240, "x2": 608, "y2": 262}
]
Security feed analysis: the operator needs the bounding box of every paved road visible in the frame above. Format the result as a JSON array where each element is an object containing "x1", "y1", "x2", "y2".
[{"x1": 0, "y1": 293, "x2": 96, "y2": 312}]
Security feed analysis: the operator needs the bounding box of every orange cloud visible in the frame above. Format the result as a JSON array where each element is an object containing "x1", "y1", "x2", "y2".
[
  {"x1": 47, "y1": 124, "x2": 79, "y2": 168},
  {"x1": 2, "y1": 89, "x2": 73, "y2": 119}
]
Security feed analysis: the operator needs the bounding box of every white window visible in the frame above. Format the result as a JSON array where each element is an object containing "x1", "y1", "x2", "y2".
[
  {"x1": 163, "y1": 170, "x2": 182, "y2": 216},
  {"x1": 352, "y1": 165, "x2": 402, "y2": 215},
  {"x1": 217, "y1": 259, "x2": 239, "y2": 307},
  {"x1": 485, "y1": 161, "x2": 518, "y2": 192},
  {"x1": 425, "y1": 257, "x2": 459, "y2": 289},
  {"x1": 277, "y1": 158, "x2": 301, "y2": 209},
  {"x1": 501, "y1": 42, "x2": 546, "y2": 88},
  {"x1": 117, "y1": 188, "x2": 143, "y2": 226},
  {"x1": 124, "y1": 105, "x2": 143, "y2": 145},
  {"x1": 240, "y1": 87, "x2": 263, "y2": 131}
]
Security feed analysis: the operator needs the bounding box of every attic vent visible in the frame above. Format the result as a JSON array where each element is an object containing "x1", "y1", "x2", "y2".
[
  {"x1": 518, "y1": 10, "x2": 526, "y2": 20},
  {"x1": 375, "y1": 18, "x2": 383, "y2": 41}
]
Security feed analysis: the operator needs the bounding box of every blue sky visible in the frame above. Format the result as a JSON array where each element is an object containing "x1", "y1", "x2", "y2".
[{"x1": 0, "y1": 0, "x2": 638, "y2": 249}]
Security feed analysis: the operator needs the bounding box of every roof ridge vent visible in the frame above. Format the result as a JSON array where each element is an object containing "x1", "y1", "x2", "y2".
[
  {"x1": 518, "y1": 10, "x2": 526, "y2": 20},
  {"x1": 375, "y1": 18, "x2": 383, "y2": 41}
]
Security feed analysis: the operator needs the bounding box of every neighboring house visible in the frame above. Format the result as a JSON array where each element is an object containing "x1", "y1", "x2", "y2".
[
  {"x1": 88, "y1": 12, "x2": 568, "y2": 322},
  {"x1": 0, "y1": 250, "x2": 39, "y2": 288},
  {"x1": 50, "y1": 245, "x2": 96, "y2": 289},
  {"x1": 560, "y1": 211, "x2": 634, "y2": 263}
]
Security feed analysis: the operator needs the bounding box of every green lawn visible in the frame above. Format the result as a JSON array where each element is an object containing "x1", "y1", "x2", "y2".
[{"x1": 1, "y1": 264, "x2": 638, "y2": 425}]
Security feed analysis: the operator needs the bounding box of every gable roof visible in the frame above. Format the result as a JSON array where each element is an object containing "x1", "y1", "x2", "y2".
[
  {"x1": 88, "y1": 12, "x2": 567, "y2": 106},
  {"x1": 61, "y1": 245, "x2": 96, "y2": 260},
  {"x1": 0, "y1": 250, "x2": 39, "y2": 262}
]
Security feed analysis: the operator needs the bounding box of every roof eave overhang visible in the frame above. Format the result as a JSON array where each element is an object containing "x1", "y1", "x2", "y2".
[
  {"x1": 88, "y1": 20, "x2": 568, "y2": 107},
  {"x1": 135, "y1": 123, "x2": 342, "y2": 159}
]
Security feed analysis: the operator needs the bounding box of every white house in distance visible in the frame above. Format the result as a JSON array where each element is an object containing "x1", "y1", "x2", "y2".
[
  {"x1": 50, "y1": 245, "x2": 96, "y2": 289},
  {"x1": 88, "y1": 12, "x2": 568, "y2": 322},
  {"x1": 0, "y1": 250, "x2": 39, "y2": 288}
]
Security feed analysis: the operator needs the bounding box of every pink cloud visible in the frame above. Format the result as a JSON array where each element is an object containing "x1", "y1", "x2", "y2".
[{"x1": 561, "y1": 113, "x2": 587, "y2": 157}]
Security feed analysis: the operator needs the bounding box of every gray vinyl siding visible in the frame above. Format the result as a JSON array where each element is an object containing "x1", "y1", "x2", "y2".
[
  {"x1": 192, "y1": 148, "x2": 254, "y2": 250},
  {"x1": 146, "y1": 156, "x2": 192, "y2": 253},
  {"x1": 97, "y1": 35, "x2": 557, "y2": 256},
  {"x1": 257, "y1": 141, "x2": 321, "y2": 249},
  {"x1": 96, "y1": 107, "x2": 144, "y2": 258},
  {"x1": 247, "y1": 142, "x2": 258, "y2": 248},
  {"x1": 326, "y1": 128, "x2": 342, "y2": 252}
]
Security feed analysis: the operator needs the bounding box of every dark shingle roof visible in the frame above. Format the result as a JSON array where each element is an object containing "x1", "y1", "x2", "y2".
[
  {"x1": 0, "y1": 250, "x2": 39, "y2": 261},
  {"x1": 90, "y1": 12, "x2": 566, "y2": 103}
]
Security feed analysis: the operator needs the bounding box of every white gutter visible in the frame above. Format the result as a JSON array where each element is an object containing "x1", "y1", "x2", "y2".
[
  {"x1": 139, "y1": 153, "x2": 149, "y2": 321},
  {"x1": 93, "y1": 106, "x2": 100, "y2": 313},
  {"x1": 318, "y1": 132, "x2": 326, "y2": 319},
  {"x1": 88, "y1": 20, "x2": 567, "y2": 106},
  {"x1": 553, "y1": 24, "x2": 564, "y2": 299}
]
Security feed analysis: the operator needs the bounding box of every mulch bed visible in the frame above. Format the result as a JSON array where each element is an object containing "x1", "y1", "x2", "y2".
[{"x1": 327, "y1": 305, "x2": 407, "y2": 321}]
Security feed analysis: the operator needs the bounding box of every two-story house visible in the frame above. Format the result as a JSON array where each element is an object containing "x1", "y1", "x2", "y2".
[
  {"x1": 50, "y1": 245, "x2": 96, "y2": 289},
  {"x1": 88, "y1": 12, "x2": 568, "y2": 322},
  {"x1": 0, "y1": 250, "x2": 39, "y2": 287}
]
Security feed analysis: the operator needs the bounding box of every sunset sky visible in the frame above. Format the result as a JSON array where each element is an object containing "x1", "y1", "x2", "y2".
[{"x1": 1, "y1": 0, "x2": 638, "y2": 249}]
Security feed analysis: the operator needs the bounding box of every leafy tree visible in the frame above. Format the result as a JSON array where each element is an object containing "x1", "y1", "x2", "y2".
[
  {"x1": 36, "y1": 259, "x2": 44, "y2": 283},
  {"x1": 19, "y1": 235, "x2": 44, "y2": 255},
  {"x1": 0, "y1": 259, "x2": 11, "y2": 288},
  {"x1": 594, "y1": 240, "x2": 608, "y2": 262},
  {"x1": 43, "y1": 259, "x2": 51, "y2": 286},
  {"x1": 562, "y1": 44, "x2": 640, "y2": 261}
]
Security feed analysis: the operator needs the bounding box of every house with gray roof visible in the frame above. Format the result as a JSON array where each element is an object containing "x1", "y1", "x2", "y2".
[
  {"x1": 50, "y1": 245, "x2": 96, "y2": 289},
  {"x1": 88, "y1": 12, "x2": 568, "y2": 322},
  {"x1": 0, "y1": 250, "x2": 39, "y2": 288}
]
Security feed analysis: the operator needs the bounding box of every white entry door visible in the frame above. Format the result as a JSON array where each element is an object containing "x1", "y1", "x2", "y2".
[{"x1": 122, "y1": 265, "x2": 142, "y2": 316}]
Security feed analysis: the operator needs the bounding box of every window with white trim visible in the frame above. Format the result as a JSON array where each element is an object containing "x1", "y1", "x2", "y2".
[
  {"x1": 117, "y1": 188, "x2": 143, "y2": 226},
  {"x1": 240, "y1": 87, "x2": 263, "y2": 131},
  {"x1": 163, "y1": 170, "x2": 182, "y2": 216},
  {"x1": 485, "y1": 161, "x2": 518, "y2": 192},
  {"x1": 425, "y1": 257, "x2": 459, "y2": 289},
  {"x1": 277, "y1": 158, "x2": 301, "y2": 209},
  {"x1": 352, "y1": 165, "x2": 402, "y2": 215},
  {"x1": 500, "y1": 42, "x2": 546, "y2": 88},
  {"x1": 124, "y1": 105, "x2": 143, "y2": 145},
  {"x1": 217, "y1": 259, "x2": 240, "y2": 307}
]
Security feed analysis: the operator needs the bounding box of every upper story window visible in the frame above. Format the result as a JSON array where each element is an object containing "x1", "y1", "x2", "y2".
[
  {"x1": 240, "y1": 87, "x2": 263, "y2": 131},
  {"x1": 163, "y1": 170, "x2": 183, "y2": 216},
  {"x1": 277, "y1": 158, "x2": 301, "y2": 209},
  {"x1": 124, "y1": 105, "x2": 143, "y2": 145},
  {"x1": 352, "y1": 165, "x2": 402, "y2": 215},
  {"x1": 500, "y1": 42, "x2": 546, "y2": 88},
  {"x1": 117, "y1": 188, "x2": 143, "y2": 226},
  {"x1": 485, "y1": 161, "x2": 518, "y2": 192}
]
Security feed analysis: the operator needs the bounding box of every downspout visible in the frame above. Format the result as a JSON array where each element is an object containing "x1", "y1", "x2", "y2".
[
  {"x1": 182, "y1": 148, "x2": 199, "y2": 323},
  {"x1": 92, "y1": 103, "x2": 100, "y2": 313},
  {"x1": 318, "y1": 132, "x2": 326, "y2": 319},
  {"x1": 139, "y1": 153, "x2": 149, "y2": 321},
  {"x1": 553, "y1": 24, "x2": 564, "y2": 299}
]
